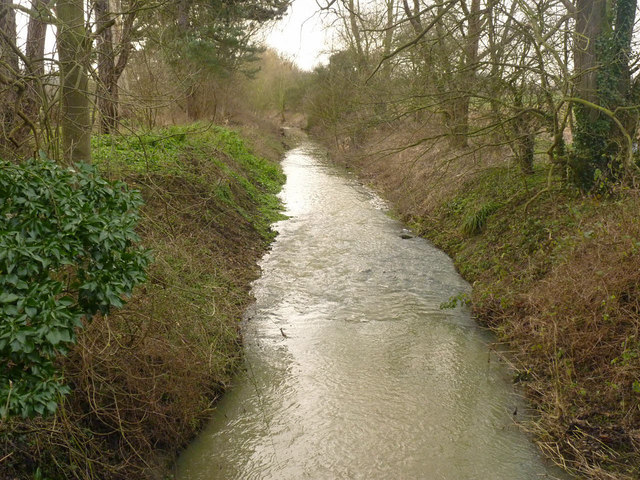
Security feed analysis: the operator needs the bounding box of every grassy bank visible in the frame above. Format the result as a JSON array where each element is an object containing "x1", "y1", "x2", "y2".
[
  {"x1": 0, "y1": 123, "x2": 286, "y2": 479},
  {"x1": 326, "y1": 125, "x2": 640, "y2": 479}
]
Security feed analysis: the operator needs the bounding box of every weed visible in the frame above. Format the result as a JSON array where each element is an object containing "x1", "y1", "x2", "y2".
[{"x1": 461, "y1": 201, "x2": 501, "y2": 236}]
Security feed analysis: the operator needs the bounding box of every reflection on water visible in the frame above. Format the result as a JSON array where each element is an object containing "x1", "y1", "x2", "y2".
[{"x1": 176, "y1": 142, "x2": 567, "y2": 480}]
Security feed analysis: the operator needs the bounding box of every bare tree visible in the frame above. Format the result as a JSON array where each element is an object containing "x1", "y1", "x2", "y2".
[
  {"x1": 24, "y1": 0, "x2": 51, "y2": 129},
  {"x1": 0, "y1": 0, "x2": 18, "y2": 148},
  {"x1": 57, "y1": 0, "x2": 91, "y2": 162},
  {"x1": 94, "y1": 0, "x2": 137, "y2": 133}
]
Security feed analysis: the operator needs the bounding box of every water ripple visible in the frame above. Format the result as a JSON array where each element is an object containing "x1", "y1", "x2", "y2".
[{"x1": 176, "y1": 142, "x2": 568, "y2": 480}]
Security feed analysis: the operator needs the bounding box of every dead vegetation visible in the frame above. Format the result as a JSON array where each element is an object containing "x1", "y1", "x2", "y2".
[
  {"x1": 323, "y1": 120, "x2": 640, "y2": 479},
  {"x1": 0, "y1": 126, "x2": 285, "y2": 480}
]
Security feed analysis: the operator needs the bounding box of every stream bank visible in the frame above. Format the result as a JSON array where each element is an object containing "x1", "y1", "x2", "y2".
[
  {"x1": 0, "y1": 122, "x2": 287, "y2": 480},
  {"x1": 176, "y1": 139, "x2": 565, "y2": 480},
  {"x1": 318, "y1": 123, "x2": 640, "y2": 479}
]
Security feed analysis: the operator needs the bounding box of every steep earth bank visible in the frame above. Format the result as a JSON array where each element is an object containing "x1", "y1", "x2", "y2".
[
  {"x1": 318, "y1": 122, "x2": 640, "y2": 480},
  {"x1": 0, "y1": 122, "x2": 286, "y2": 479}
]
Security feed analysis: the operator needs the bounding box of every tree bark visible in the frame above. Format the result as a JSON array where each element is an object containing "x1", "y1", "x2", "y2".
[
  {"x1": 95, "y1": 0, "x2": 137, "y2": 133},
  {"x1": 57, "y1": 0, "x2": 91, "y2": 163},
  {"x1": 186, "y1": 83, "x2": 199, "y2": 120},
  {"x1": 26, "y1": 1, "x2": 50, "y2": 78},
  {"x1": 402, "y1": 0, "x2": 422, "y2": 33},
  {"x1": 573, "y1": 0, "x2": 605, "y2": 117},
  {"x1": 95, "y1": 0, "x2": 117, "y2": 133},
  {"x1": 612, "y1": 0, "x2": 638, "y2": 156},
  {"x1": 178, "y1": 0, "x2": 190, "y2": 29},
  {"x1": 450, "y1": 0, "x2": 482, "y2": 148},
  {"x1": 381, "y1": 0, "x2": 395, "y2": 78},
  {"x1": 0, "y1": 1, "x2": 18, "y2": 73},
  {"x1": 571, "y1": 0, "x2": 607, "y2": 186},
  {"x1": 0, "y1": 0, "x2": 18, "y2": 148},
  {"x1": 570, "y1": 0, "x2": 637, "y2": 189},
  {"x1": 25, "y1": 0, "x2": 51, "y2": 121},
  {"x1": 512, "y1": 91, "x2": 534, "y2": 174},
  {"x1": 347, "y1": 0, "x2": 365, "y2": 68}
]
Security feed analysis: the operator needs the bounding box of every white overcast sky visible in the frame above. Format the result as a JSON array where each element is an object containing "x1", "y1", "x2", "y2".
[{"x1": 264, "y1": 0, "x2": 335, "y2": 71}]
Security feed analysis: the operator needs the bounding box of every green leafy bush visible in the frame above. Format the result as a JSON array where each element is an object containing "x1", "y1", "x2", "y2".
[{"x1": 0, "y1": 158, "x2": 150, "y2": 418}]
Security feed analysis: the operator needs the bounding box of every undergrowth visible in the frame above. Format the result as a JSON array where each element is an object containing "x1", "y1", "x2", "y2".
[
  {"x1": 327, "y1": 123, "x2": 640, "y2": 479},
  {"x1": 413, "y1": 165, "x2": 640, "y2": 479},
  {"x1": 0, "y1": 123, "x2": 286, "y2": 479},
  {"x1": 93, "y1": 123, "x2": 285, "y2": 239}
]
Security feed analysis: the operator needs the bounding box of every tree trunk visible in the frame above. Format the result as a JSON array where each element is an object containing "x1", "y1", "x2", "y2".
[
  {"x1": 381, "y1": 0, "x2": 395, "y2": 78},
  {"x1": 57, "y1": 0, "x2": 91, "y2": 163},
  {"x1": 517, "y1": 132, "x2": 535, "y2": 174},
  {"x1": 26, "y1": 1, "x2": 49, "y2": 78},
  {"x1": 573, "y1": 0, "x2": 604, "y2": 113},
  {"x1": 513, "y1": 91, "x2": 534, "y2": 174},
  {"x1": 0, "y1": 0, "x2": 18, "y2": 148},
  {"x1": 186, "y1": 83, "x2": 199, "y2": 120},
  {"x1": 347, "y1": 0, "x2": 365, "y2": 69},
  {"x1": 0, "y1": 0, "x2": 18, "y2": 75},
  {"x1": 25, "y1": 0, "x2": 51, "y2": 121},
  {"x1": 612, "y1": 0, "x2": 638, "y2": 159},
  {"x1": 98, "y1": 0, "x2": 137, "y2": 133},
  {"x1": 449, "y1": 97, "x2": 470, "y2": 147},
  {"x1": 402, "y1": 0, "x2": 422, "y2": 33},
  {"x1": 570, "y1": 0, "x2": 636, "y2": 190},
  {"x1": 178, "y1": 0, "x2": 199, "y2": 121},
  {"x1": 178, "y1": 0, "x2": 190, "y2": 29},
  {"x1": 450, "y1": 0, "x2": 482, "y2": 148},
  {"x1": 95, "y1": 0, "x2": 117, "y2": 133}
]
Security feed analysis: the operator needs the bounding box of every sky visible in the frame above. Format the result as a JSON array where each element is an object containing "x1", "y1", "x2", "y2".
[{"x1": 264, "y1": 0, "x2": 336, "y2": 71}]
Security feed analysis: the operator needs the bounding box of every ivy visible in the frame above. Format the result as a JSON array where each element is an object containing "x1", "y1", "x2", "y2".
[
  {"x1": 570, "y1": 0, "x2": 638, "y2": 191},
  {"x1": 0, "y1": 157, "x2": 150, "y2": 418}
]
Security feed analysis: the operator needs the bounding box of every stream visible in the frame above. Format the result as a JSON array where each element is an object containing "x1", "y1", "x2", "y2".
[{"x1": 175, "y1": 140, "x2": 566, "y2": 479}]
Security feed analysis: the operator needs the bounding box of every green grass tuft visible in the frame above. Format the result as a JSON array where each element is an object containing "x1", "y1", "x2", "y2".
[{"x1": 461, "y1": 201, "x2": 501, "y2": 236}]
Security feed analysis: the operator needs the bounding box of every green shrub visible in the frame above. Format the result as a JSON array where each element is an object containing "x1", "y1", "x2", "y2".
[{"x1": 0, "y1": 158, "x2": 150, "y2": 418}]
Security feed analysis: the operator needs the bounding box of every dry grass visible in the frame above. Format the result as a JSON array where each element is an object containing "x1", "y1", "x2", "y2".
[
  {"x1": 324, "y1": 119, "x2": 513, "y2": 219},
  {"x1": 505, "y1": 198, "x2": 640, "y2": 478},
  {"x1": 323, "y1": 119, "x2": 640, "y2": 479},
  {"x1": 0, "y1": 126, "x2": 285, "y2": 479}
]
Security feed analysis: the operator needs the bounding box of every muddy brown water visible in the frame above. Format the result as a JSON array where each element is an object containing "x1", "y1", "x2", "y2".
[{"x1": 175, "y1": 141, "x2": 568, "y2": 480}]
